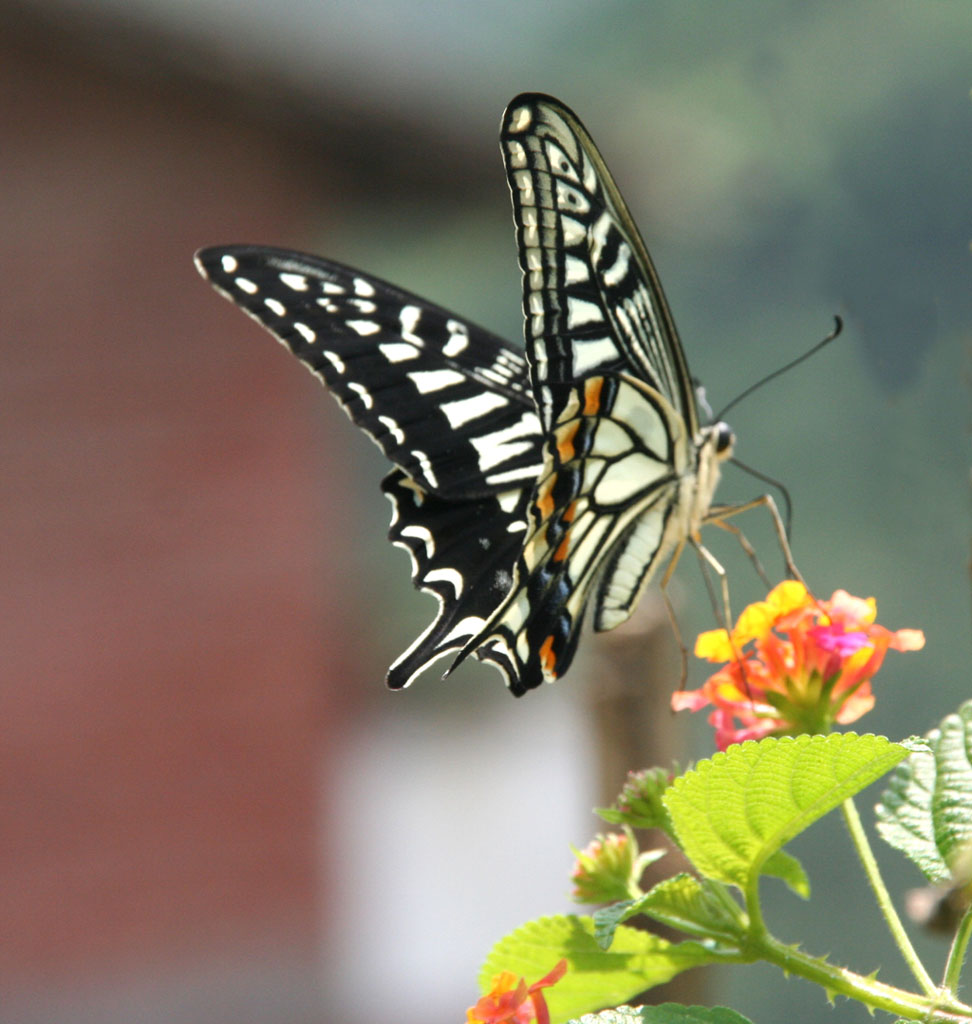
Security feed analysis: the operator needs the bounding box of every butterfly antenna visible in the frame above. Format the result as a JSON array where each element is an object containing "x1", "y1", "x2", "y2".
[
  {"x1": 728, "y1": 458, "x2": 794, "y2": 537},
  {"x1": 715, "y1": 316, "x2": 842, "y2": 422}
]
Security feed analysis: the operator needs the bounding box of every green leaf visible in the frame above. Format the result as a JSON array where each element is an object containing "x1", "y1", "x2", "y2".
[
  {"x1": 478, "y1": 915, "x2": 717, "y2": 1023},
  {"x1": 761, "y1": 849, "x2": 811, "y2": 898},
  {"x1": 592, "y1": 900, "x2": 639, "y2": 949},
  {"x1": 590, "y1": 879, "x2": 746, "y2": 950},
  {"x1": 568, "y1": 1005, "x2": 754, "y2": 1024},
  {"x1": 635, "y1": 874, "x2": 744, "y2": 942},
  {"x1": 876, "y1": 702, "x2": 972, "y2": 883},
  {"x1": 663, "y1": 734, "x2": 907, "y2": 889}
]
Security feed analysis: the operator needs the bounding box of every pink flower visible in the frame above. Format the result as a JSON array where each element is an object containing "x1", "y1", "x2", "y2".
[
  {"x1": 671, "y1": 582, "x2": 924, "y2": 750},
  {"x1": 466, "y1": 960, "x2": 568, "y2": 1024}
]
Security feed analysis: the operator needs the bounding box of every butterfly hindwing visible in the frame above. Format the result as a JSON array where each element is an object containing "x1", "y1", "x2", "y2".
[
  {"x1": 458, "y1": 373, "x2": 690, "y2": 692},
  {"x1": 382, "y1": 469, "x2": 532, "y2": 688}
]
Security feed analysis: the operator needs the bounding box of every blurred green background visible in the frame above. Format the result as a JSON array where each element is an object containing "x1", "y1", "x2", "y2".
[{"x1": 3, "y1": 2, "x2": 970, "y2": 1022}]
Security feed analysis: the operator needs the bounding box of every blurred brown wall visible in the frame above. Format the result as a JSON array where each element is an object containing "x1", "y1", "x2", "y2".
[{"x1": 1, "y1": 21, "x2": 364, "y2": 1022}]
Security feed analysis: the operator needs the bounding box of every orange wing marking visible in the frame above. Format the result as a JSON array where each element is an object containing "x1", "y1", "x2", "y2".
[
  {"x1": 535, "y1": 476, "x2": 556, "y2": 520},
  {"x1": 582, "y1": 377, "x2": 604, "y2": 416},
  {"x1": 553, "y1": 530, "x2": 571, "y2": 562},
  {"x1": 538, "y1": 635, "x2": 558, "y2": 678},
  {"x1": 556, "y1": 420, "x2": 580, "y2": 463}
]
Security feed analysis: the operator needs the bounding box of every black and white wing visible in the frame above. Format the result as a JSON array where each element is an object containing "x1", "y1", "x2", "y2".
[
  {"x1": 195, "y1": 245, "x2": 542, "y2": 688},
  {"x1": 457, "y1": 94, "x2": 718, "y2": 693},
  {"x1": 502, "y1": 95, "x2": 699, "y2": 435}
]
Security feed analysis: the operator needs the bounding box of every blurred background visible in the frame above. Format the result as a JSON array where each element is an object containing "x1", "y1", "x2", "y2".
[{"x1": 3, "y1": 1, "x2": 971, "y2": 1022}]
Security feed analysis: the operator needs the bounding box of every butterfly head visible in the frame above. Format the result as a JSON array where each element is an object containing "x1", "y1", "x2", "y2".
[{"x1": 713, "y1": 421, "x2": 735, "y2": 461}]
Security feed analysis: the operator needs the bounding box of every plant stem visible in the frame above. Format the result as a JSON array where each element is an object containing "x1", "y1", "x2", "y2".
[
  {"x1": 841, "y1": 796, "x2": 937, "y2": 996},
  {"x1": 750, "y1": 929, "x2": 971, "y2": 1020},
  {"x1": 943, "y1": 903, "x2": 972, "y2": 994}
]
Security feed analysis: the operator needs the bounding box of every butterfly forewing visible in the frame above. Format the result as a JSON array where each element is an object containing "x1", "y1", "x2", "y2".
[
  {"x1": 500, "y1": 95, "x2": 699, "y2": 437},
  {"x1": 196, "y1": 246, "x2": 542, "y2": 497}
]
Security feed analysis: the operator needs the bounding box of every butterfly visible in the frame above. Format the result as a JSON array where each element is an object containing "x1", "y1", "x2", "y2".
[{"x1": 196, "y1": 92, "x2": 749, "y2": 697}]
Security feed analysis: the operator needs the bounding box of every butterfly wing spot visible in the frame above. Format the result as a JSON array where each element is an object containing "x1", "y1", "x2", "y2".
[
  {"x1": 559, "y1": 214, "x2": 586, "y2": 247},
  {"x1": 538, "y1": 635, "x2": 558, "y2": 678},
  {"x1": 293, "y1": 322, "x2": 316, "y2": 344},
  {"x1": 279, "y1": 272, "x2": 309, "y2": 291},
  {"x1": 379, "y1": 341, "x2": 420, "y2": 363},
  {"x1": 564, "y1": 254, "x2": 589, "y2": 285},
  {"x1": 348, "y1": 382, "x2": 373, "y2": 410},
  {"x1": 220, "y1": 254, "x2": 239, "y2": 273},
  {"x1": 566, "y1": 296, "x2": 602, "y2": 329},
  {"x1": 555, "y1": 420, "x2": 580, "y2": 463},
  {"x1": 322, "y1": 350, "x2": 345, "y2": 374},
  {"x1": 508, "y1": 103, "x2": 533, "y2": 132},
  {"x1": 400, "y1": 305, "x2": 425, "y2": 344},
  {"x1": 400, "y1": 523, "x2": 435, "y2": 560},
  {"x1": 582, "y1": 377, "x2": 604, "y2": 415},
  {"x1": 469, "y1": 412, "x2": 542, "y2": 475},
  {"x1": 410, "y1": 449, "x2": 438, "y2": 488},
  {"x1": 378, "y1": 415, "x2": 404, "y2": 444},
  {"x1": 424, "y1": 566, "x2": 463, "y2": 597},
  {"x1": 523, "y1": 219, "x2": 540, "y2": 253},
  {"x1": 553, "y1": 531, "x2": 571, "y2": 562},
  {"x1": 602, "y1": 242, "x2": 632, "y2": 288},
  {"x1": 235, "y1": 276, "x2": 257, "y2": 295},
  {"x1": 346, "y1": 319, "x2": 379, "y2": 336},
  {"x1": 506, "y1": 139, "x2": 527, "y2": 170},
  {"x1": 408, "y1": 368, "x2": 466, "y2": 394},
  {"x1": 440, "y1": 391, "x2": 508, "y2": 430},
  {"x1": 545, "y1": 142, "x2": 579, "y2": 183},
  {"x1": 513, "y1": 169, "x2": 536, "y2": 206},
  {"x1": 352, "y1": 276, "x2": 376, "y2": 297},
  {"x1": 534, "y1": 476, "x2": 556, "y2": 521},
  {"x1": 556, "y1": 181, "x2": 589, "y2": 214},
  {"x1": 443, "y1": 319, "x2": 470, "y2": 356}
]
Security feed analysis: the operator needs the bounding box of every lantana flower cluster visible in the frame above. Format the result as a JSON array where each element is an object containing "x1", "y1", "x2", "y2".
[
  {"x1": 466, "y1": 960, "x2": 567, "y2": 1024},
  {"x1": 672, "y1": 581, "x2": 924, "y2": 750}
]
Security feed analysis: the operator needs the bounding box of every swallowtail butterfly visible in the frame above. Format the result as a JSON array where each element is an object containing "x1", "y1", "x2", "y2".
[{"x1": 195, "y1": 93, "x2": 740, "y2": 696}]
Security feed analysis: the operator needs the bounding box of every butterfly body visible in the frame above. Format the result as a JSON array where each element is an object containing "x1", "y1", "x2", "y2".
[{"x1": 196, "y1": 93, "x2": 734, "y2": 696}]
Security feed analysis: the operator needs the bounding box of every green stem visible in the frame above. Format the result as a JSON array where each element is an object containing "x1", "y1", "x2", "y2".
[
  {"x1": 943, "y1": 903, "x2": 972, "y2": 994},
  {"x1": 750, "y1": 929, "x2": 971, "y2": 1021},
  {"x1": 841, "y1": 796, "x2": 937, "y2": 996}
]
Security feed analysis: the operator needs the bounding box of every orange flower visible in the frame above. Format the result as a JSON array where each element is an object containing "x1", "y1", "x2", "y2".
[
  {"x1": 672, "y1": 582, "x2": 924, "y2": 750},
  {"x1": 466, "y1": 960, "x2": 567, "y2": 1024}
]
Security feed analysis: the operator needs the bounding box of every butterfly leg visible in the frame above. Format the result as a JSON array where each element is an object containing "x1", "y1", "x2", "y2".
[
  {"x1": 690, "y1": 538, "x2": 735, "y2": 636},
  {"x1": 659, "y1": 578, "x2": 690, "y2": 688},
  {"x1": 709, "y1": 518, "x2": 772, "y2": 589},
  {"x1": 690, "y1": 537, "x2": 765, "y2": 701},
  {"x1": 704, "y1": 493, "x2": 806, "y2": 587},
  {"x1": 659, "y1": 534, "x2": 738, "y2": 686}
]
